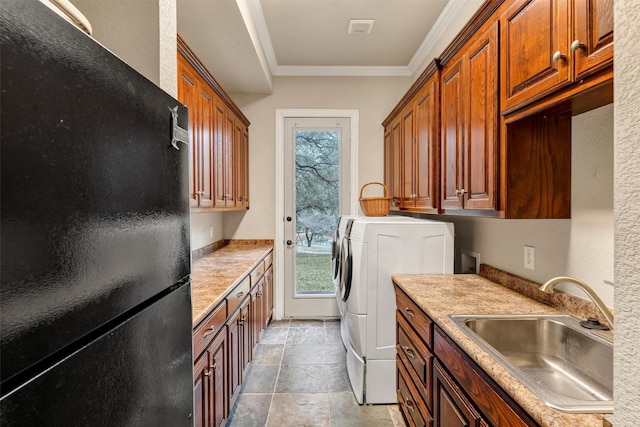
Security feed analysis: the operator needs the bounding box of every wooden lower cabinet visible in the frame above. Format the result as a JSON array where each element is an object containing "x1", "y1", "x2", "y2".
[
  {"x1": 395, "y1": 285, "x2": 539, "y2": 427},
  {"x1": 433, "y1": 360, "x2": 486, "y2": 427},
  {"x1": 193, "y1": 250, "x2": 274, "y2": 425},
  {"x1": 194, "y1": 329, "x2": 227, "y2": 427}
]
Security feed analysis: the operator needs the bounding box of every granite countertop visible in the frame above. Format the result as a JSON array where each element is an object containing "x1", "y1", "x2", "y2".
[
  {"x1": 392, "y1": 273, "x2": 609, "y2": 427},
  {"x1": 191, "y1": 243, "x2": 273, "y2": 326}
]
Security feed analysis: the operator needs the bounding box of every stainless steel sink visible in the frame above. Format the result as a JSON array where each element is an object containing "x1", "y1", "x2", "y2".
[{"x1": 448, "y1": 314, "x2": 613, "y2": 413}]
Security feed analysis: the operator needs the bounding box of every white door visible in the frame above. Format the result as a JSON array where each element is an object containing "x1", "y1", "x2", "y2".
[{"x1": 282, "y1": 115, "x2": 352, "y2": 318}]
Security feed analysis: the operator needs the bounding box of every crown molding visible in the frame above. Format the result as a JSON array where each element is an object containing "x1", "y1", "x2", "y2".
[
  {"x1": 407, "y1": 0, "x2": 467, "y2": 75},
  {"x1": 271, "y1": 65, "x2": 413, "y2": 77},
  {"x1": 244, "y1": 0, "x2": 462, "y2": 78}
]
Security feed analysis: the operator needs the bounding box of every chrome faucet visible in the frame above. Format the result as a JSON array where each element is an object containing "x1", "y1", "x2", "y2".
[{"x1": 540, "y1": 276, "x2": 614, "y2": 332}]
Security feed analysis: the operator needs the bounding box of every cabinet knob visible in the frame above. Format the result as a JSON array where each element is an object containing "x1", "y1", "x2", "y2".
[
  {"x1": 552, "y1": 51, "x2": 566, "y2": 62},
  {"x1": 571, "y1": 39, "x2": 585, "y2": 52},
  {"x1": 204, "y1": 369, "x2": 212, "y2": 377}
]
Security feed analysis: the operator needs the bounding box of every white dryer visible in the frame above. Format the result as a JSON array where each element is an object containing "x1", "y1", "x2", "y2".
[{"x1": 342, "y1": 217, "x2": 454, "y2": 404}]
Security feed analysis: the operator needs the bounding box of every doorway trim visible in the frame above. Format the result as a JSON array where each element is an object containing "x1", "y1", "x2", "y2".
[{"x1": 274, "y1": 109, "x2": 359, "y2": 320}]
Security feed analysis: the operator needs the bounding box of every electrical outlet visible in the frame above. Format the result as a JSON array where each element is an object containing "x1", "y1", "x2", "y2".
[
  {"x1": 524, "y1": 245, "x2": 535, "y2": 270},
  {"x1": 209, "y1": 225, "x2": 214, "y2": 238}
]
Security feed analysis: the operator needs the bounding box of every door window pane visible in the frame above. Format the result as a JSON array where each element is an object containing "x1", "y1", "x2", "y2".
[{"x1": 294, "y1": 129, "x2": 339, "y2": 294}]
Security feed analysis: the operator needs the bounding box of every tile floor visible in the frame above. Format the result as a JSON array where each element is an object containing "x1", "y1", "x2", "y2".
[{"x1": 226, "y1": 319, "x2": 405, "y2": 427}]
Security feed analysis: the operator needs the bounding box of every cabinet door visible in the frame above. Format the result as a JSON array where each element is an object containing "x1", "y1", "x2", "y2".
[
  {"x1": 197, "y1": 84, "x2": 215, "y2": 208},
  {"x1": 464, "y1": 21, "x2": 498, "y2": 211},
  {"x1": 213, "y1": 101, "x2": 225, "y2": 208},
  {"x1": 251, "y1": 282, "x2": 263, "y2": 347},
  {"x1": 384, "y1": 128, "x2": 394, "y2": 208},
  {"x1": 177, "y1": 56, "x2": 200, "y2": 208},
  {"x1": 224, "y1": 113, "x2": 236, "y2": 207},
  {"x1": 573, "y1": 0, "x2": 613, "y2": 79},
  {"x1": 440, "y1": 56, "x2": 465, "y2": 211},
  {"x1": 240, "y1": 299, "x2": 251, "y2": 373},
  {"x1": 227, "y1": 310, "x2": 241, "y2": 400},
  {"x1": 414, "y1": 78, "x2": 439, "y2": 212},
  {"x1": 401, "y1": 106, "x2": 415, "y2": 209},
  {"x1": 391, "y1": 117, "x2": 403, "y2": 209},
  {"x1": 193, "y1": 352, "x2": 210, "y2": 427},
  {"x1": 501, "y1": 0, "x2": 570, "y2": 112},
  {"x1": 264, "y1": 265, "x2": 273, "y2": 326},
  {"x1": 433, "y1": 360, "x2": 486, "y2": 427},
  {"x1": 235, "y1": 124, "x2": 249, "y2": 208},
  {"x1": 209, "y1": 331, "x2": 227, "y2": 427}
]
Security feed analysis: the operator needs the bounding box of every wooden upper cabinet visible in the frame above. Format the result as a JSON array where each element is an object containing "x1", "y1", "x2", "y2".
[
  {"x1": 414, "y1": 78, "x2": 439, "y2": 212},
  {"x1": 236, "y1": 124, "x2": 249, "y2": 209},
  {"x1": 178, "y1": 54, "x2": 214, "y2": 209},
  {"x1": 465, "y1": 21, "x2": 498, "y2": 211},
  {"x1": 383, "y1": 128, "x2": 394, "y2": 208},
  {"x1": 501, "y1": 0, "x2": 570, "y2": 113},
  {"x1": 440, "y1": 56, "x2": 465, "y2": 212},
  {"x1": 400, "y1": 105, "x2": 415, "y2": 209},
  {"x1": 441, "y1": 21, "x2": 499, "y2": 214},
  {"x1": 501, "y1": 0, "x2": 613, "y2": 113},
  {"x1": 390, "y1": 116, "x2": 402, "y2": 209},
  {"x1": 177, "y1": 58, "x2": 199, "y2": 208},
  {"x1": 177, "y1": 36, "x2": 250, "y2": 212},
  {"x1": 384, "y1": 63, "x2": 440, "y2": 214},
  {"x1": 213, "y1": 101, "x2": 226, "y2": 209},
  {"x1": 573, "y1": 0, "x2": 614, "y2": 79}
]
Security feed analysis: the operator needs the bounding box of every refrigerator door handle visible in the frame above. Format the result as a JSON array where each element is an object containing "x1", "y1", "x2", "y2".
[{"x1": 169, "y1": 106, "x2": 189, "y2": 150}]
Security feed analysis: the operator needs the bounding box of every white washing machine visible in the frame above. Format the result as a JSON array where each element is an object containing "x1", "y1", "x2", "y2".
[
  {"x1": 331, "y1": 215, "x2": 355, "y2": 349},
  {"x1": 342, "y1": 217, "x2": 454, "y2": 404},
  {"x1": 333, "y1": 215, "x2": 421, "y2": 349}
]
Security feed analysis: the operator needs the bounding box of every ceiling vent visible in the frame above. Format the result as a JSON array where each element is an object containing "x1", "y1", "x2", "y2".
[{"x1": 347, "y1": 19, "x2": 375, "y2": 35}]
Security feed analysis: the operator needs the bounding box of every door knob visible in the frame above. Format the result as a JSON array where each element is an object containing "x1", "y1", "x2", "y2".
[
  {"x1": 286, "y1": 240, "x2": 295, "y2": 247},
  {"x1": 286, "y1": 216, "x2": 292, "y2": 222}
]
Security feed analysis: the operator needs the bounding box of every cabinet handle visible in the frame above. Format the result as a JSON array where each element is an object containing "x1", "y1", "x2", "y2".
[
  {"x1": 552, "y1": 51, "x2": 566, "y2": 62},
  {"x1": 255, "y1": 271, "x2": 261, "y2": 277},
  {"x1": 204, "y1": 369, "x2": 212, "y2": 377},
  {"x1": 404, "y1": 396, "x2": 415, "y2": 414},
  {"x1": 238, "y1": 315, "x2": 245, "y2": 325},
  {"x1": 237, "y1": 291, "x2": 244, "y2": 298},
  {"x1": 225, "y1": 194, "x2": 232, "y2": 200},
  {"x1": 403, "y1": 346, "x2": 415, "y2": 359},
  {"x1": 202, "y1": 326, "x2": 216, "y2": 338},
  {"x1": 404, "y1": 308, "x2": 415, "y2": 318},
  {"x1": 212, "y1": 363, "x2": 217, "y2": 370},
  {"x1": 571, "y1": 39, "x2": 585, "y2": 52}
]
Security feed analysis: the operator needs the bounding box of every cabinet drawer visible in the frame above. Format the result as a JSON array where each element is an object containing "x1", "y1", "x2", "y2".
[
  {"x1": 193, "y1": 301, "x2": 227, "y2": 358},
  {"x1": 433, "y1": 326, "x2": 537, "y2": 427},
  {"x1": 264, "y1": 251, "x2": 273, "y2": 268},
  {"x1": 227, "y1": 276, "x2": 251, "y2": 314},
  {"x1": 395, "y1": 285, "x2": 432, "y2": 348},
  {"x1": 251, "y1": 261, "x2": 265, "y2": 285},
  {"x1": 397, "y1": 356, "x2": 432, "y2": 427},
  {"x1": 397, "y1": 312, "x2": 433, "y2": 409}
]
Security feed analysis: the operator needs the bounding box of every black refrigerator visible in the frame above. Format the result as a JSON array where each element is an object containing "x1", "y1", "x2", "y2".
[{"x1": 1, "y1": 1, "x2": 194, "y2": 425}]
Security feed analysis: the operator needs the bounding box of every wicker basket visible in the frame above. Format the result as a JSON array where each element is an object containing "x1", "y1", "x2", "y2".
[{"x1": 358, "y1": 182, "x2": 390, "y2": 216}]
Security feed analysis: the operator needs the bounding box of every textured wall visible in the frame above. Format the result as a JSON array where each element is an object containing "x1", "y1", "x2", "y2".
[{"x1": 614, "y1": 0, "x2": 640, "y2": 422}]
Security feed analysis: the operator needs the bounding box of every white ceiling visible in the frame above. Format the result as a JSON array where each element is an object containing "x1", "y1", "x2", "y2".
[{"x1": 177, "y1": 0, "x2": 469, "y2": 94}]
